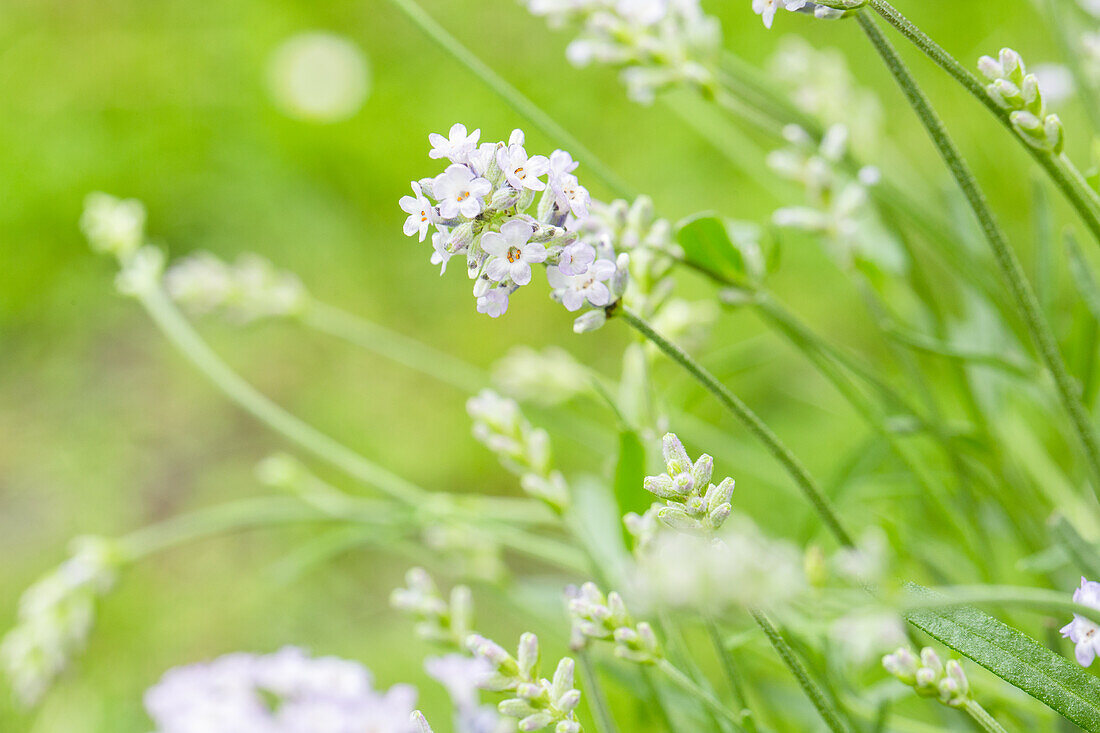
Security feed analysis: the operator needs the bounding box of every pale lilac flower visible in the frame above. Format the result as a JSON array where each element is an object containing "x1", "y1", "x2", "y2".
[
  {"x1": 429, "y1": 123, "x2": 481, "y2": 164},
  {"x1": 430, "y1": 231, "x2": 452, "y2": 275},
  {"x1": 144, "y1": 647, "x2": 418, "y2": 732},
  {"x1": 434, "y1": 165, "x2": 492, "y2": 219},
  {"x1": 496, "y1": 144, "x2": 550, "y2": 192},
  {"x1": 476, "y1": 287, "x2": 510, "y2": 318},
  {"x1": 557, "y1": 241, "x2": 595, "y2": 276},
  {"x1": 400, "y1": 181, "x2": 432, "y2": 241},
  {"x1": 482, "y1": 220, "x2": 547, "y2": 285},
  {"x1": 548, "y1": 259, "x2": 616, "y2": 311},
  {"x1": 1061, "y1": 577, "x2": 1100, "y2": 666}
]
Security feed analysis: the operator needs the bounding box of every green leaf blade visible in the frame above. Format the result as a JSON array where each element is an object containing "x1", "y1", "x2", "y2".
[{"x1": 904, "y1": 585, "x2": 1100, "y2": 730}]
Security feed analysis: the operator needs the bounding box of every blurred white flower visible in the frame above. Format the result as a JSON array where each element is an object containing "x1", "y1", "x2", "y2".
[
  {"x1": 145, "y1": 647, "x2": 417, "y2": 732},
  {"x1": 633, "y1": 516, "x2": 804, "y2": 611},
  {"x1": 165, "y1": 252, "x2": 308, "y2": 323},
  {"x1": 268, "y1": 32, "x2": 370, "y2": 122},
  {"x1": 830, "y1": 611, "x2": 907, "y2": 665},
  {"x1": 491, "y1": 346, "x2": 591, "y2": 405},
  {"x1": 0, "y1": 537, "x2": 121, "y2": 706},
  {"x1": 1031, "y1": 63, "x2": 1074, "y2": 107},
  {"x1": 80, "y1": 192, "x2": 146, "y2": 258}
]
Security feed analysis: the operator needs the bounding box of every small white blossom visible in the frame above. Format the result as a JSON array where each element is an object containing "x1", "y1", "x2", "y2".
[
  {"x1": 547, "y1": 259, "x2": 616, "y2": 311},
  {"x1": 497, "y1": 145, "x2": 550, "y2": 192},
  {"x1": 435, "y1": 164, "x2": 493, "y2": 220},
  {"x1": 482, "y1": 220, "x2": 547, "y2": 286},
  {"x1": 430, "y1": 231, "x2": 453, "y2": 274},
  {"x1": 430, "y1": 123, "x2": 481, "y2": 164},
  {"x1": 400, "y1": 181, "x2": 433, "y2": 242},
  {"x1": 557, "y1": 241, "x2": 595, "y2": 276},
  {"x1": 476, "y1": 287, "x2": 510, "y2": 318},
  {"x1": 165, "y1": 252, "x2": 308, "y2": 323},
  {"x1": 752, "y1": 0, "x2": 805, "y2": 29},
  {"x1": 1061, "y1": 577, "x2": 1100, "y2": 666}
]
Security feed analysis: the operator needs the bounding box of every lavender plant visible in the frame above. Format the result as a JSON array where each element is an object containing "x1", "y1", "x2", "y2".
[{"x1": 14, "y1": 1, "x2": 1100, "y2": 731}]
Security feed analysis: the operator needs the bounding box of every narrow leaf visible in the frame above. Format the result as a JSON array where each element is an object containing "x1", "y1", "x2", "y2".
[
  {"x1": 675, "y1": 213, "x2": 751, "y2": 283},
  {"x1": 904, "y1": 584, "x2": 1100, "y2": 730},
  {"x1": 614, "y1": 429, "x2": 649, "y2": 524},
  {"x1": 1051, "y1": 515, "x2": 1100, "y2": 581}
]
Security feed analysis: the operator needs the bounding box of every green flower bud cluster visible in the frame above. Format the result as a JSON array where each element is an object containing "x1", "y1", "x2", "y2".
[
  {"x1": 883, "y1": 646, "x2": 971, "y2": 708},
  {"x1": 979, "y1": 48, "x2": 1065, "y2": 154},
  {"x1": 389, "y1": 567, "x2": 473, "y2": 648},
  {"x1": 642, "y1": 432, "x2": 734, "y2": 535},
  {"x1": 565, "y1": 582, "x2": 661, "y2": 664},
  {"x1": 467, "y1": 632, "x2": 583, "y2": 733}
]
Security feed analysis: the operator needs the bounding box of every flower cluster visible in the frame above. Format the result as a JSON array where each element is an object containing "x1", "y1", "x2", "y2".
[
  {"x1": 468, "y1": 389, "x2": 569, "y2": 509},
  {"x1": 390, "y1": 567, "x2": 474, "y2": 648},
  {"x1": 164, "y1": 252, "x2": 308, "y2": 323},
  {"x1": 640, "y1": 432, "x2": 735, "y2": 535},
  {"x1": 80, "y1": 192, "x2": 146, "y2": 259},
  {"x1": 144, "y1": 646, "x2": 418, "y2": 732},
  {"x1": 1060, "y1": 576, "x2": 1100, "y2": 666},
  {"x1": 524, "y1": 0, "x2": 721, "y2": 104},
  {"x1": 424, "y1": 654, "x2": 509, "y2": 733},
  {"x1": 466, "y1": 633, "x2": 583, "y2": 733},
  {"x1": 491, "y1": 346, "x2": 592, "y2": 406},
  {"x1": 565, "y1": 582, "x2": 661, "y2": 664},
  {"x1": 633, "y1": 517, "x2": 805, "y2": 611},
  {"x1": 979, "y1": 47, "x2": 1065, "y2": 154},
  {"x1": 770, "y1": 125, "x2": 903, "y2": 272},
  {"x1": 768, "y1": 38, "x2": 883, "y2": 149},
  {"x1": 402, "y1": 124, "x2": 628, "y2": 329},
  {"x1": 0, "y1": 536, "x2": 121, "y2": 706},
  {"x1": 882, "y1": 647, "x2": 971, "y2": 708},
  {"x1": 752, "y1": 0, "x2": 844, "y2": 30}
]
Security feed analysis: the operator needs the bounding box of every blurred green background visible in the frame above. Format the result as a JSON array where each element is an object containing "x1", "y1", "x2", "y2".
[{"x1": 0, "y1": 0, "x2": 1086, "y2": 729}]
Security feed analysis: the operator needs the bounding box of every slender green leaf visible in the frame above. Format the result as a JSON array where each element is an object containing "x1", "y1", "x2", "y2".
[
  {"x1": 614, "y1": 429, "x2": 649, "y2": 525},
  {"x1": 1065, "y1": 230, "x2": 1100, "y2": 325},
  {"x1": 904, "y1": 584, "x2": 1100, "y2": 730}
]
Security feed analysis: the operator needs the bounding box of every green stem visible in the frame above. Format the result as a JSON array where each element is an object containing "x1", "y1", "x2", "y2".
[
  {"x1": 384, "y1": 0, "x2": 633, "y2": 199},
  {"x1": 705, "y1": 616, "x2": 757, "y2": 733},
  {"x1": 856, "y1": 11, "x2": 1100, "y2": 504},
  {"x1": 578, "y1": 651, "x2": 620, "y2": 733},
  {"x1": 865, "y1": 0, "x2": 1100, "y2": 245},
  {"x1": 619, "y1": 306, "x2": 855, "y2": 547},
  {"x1": 655, "y1": 659, "x2": 746, "y2": 732},
  {"x1": 750, "y1": 610, "x2": 850, "y2": 733},
  {"x1": 962, "y1": 700, "x2": 1009, "y2": 733}
]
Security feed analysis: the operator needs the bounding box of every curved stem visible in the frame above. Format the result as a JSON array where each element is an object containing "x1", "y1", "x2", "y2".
[
  {"x1": 578, "y1": 651, "x2": 620, "y2": 733},
  {"x1": 856, "y1": 11, "x2": 1100, "y2": 504},
  {"x1": 656, "y1": 659, "x2": 746, "y2": 732},
  {"x1": 750, "y1": 610, "x2": 850, "y2": 733},
  {"x1": 865, "y1": 0, "x2": 1100, "y2": 245},
  {"x1": 962, "y1": 700, "x2": 1009, "y2": 733},
  {"x1": 619, "y1": 306, "x2": 855, "y2": 547},
  {"x1": 384, "y1": 0, "x2": 633, "y2": 199},
  {"x1": 705, "y1": 616, "x2": 757, "y2": 733}
]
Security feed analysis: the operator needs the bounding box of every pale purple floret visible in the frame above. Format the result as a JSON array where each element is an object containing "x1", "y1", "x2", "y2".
[{"x1": 1061, "y1": 577, "x2": 1100, "y2": 667}]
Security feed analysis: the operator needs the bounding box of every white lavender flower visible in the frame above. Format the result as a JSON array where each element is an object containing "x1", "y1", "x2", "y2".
[
  {"x1": 164, "y1": 252, "x2": 308, "y2": 323},
  {"x1": 632, "y1": 516, "x2": 804, "y2": 611},
  {"x1": 0, "y1": 536, "x2": 121, "y2": 706},
  {"x1": 466, "y1": 633, "x2": 583, "y2": 732},
  {"x1": 642, "y1": 432, "x2": 735, "y2": 534},
  {"x1": 425, "y1": 654, "x2": 510, "y2": 733},
  {"x1": 565, "y1": 583, "x2": 662, "y2": 663},
  {"x1": 80, "y1": 192, "x2": 146, "y2": 258},
  {"x1": 390, "y1": 568, "x2": 474, "y2": 647},
  {"x1": 1060, "y1": 577, "x2": 1100, "y2": 666},
  {"x1": 144, "y1": 646, "x2": 418, "y2": 732},
  {"x1": 491, "y1": 346, "x2": 591, "y2": 406},
  {"x1": 402, "y1": 125, "x2": 619, "y2": 322},
  {"x1": 883, "y1": 646, "x2": 971, "y2": 708},
  {"x1": 979, "y1": 47, "x2": 1065, "y2": 154},
  {"x1": 468, "y1": 389, "x2": 569, "y2": 509},
  {"x1": 526, "y1": 0, "x2": 721, "y2": 103}
]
